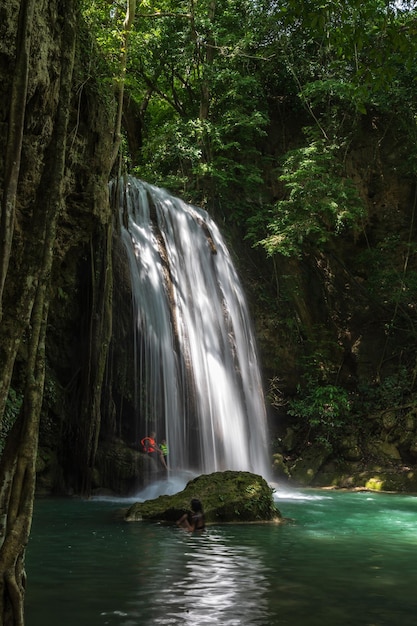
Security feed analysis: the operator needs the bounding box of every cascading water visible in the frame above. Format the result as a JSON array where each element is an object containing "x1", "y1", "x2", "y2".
[{"x1": 114, "y1": 176, "x2": 270, "y2": 479}]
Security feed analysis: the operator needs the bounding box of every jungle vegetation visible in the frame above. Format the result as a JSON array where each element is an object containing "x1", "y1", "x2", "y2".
[
  {"x1": 83, "y1": 0, "x2": 417, "y2": 206},
  {"x1": 1, "y1": 1, "x2": 417, "y2": 624},
  {"x1": 81, "y1": 0, "x2": 417, "y2": 443}
]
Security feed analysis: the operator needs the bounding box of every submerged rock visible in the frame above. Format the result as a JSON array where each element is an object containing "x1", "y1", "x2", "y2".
[{"x1": 125, "y1": 470, "x2": 282, "y2": 524}]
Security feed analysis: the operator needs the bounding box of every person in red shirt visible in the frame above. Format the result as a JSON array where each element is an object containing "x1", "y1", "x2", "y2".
[{"x1": 141, "y1": 431, "x2": 168, "y2": 469}]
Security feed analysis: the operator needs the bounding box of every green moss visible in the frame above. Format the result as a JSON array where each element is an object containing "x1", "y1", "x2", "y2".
[
  {"x1": 365, "y1": 477, "x2": 384, "y2": 491},
  {"x1": 125, "y1": 471, "x2": 281, "y2": 524}
]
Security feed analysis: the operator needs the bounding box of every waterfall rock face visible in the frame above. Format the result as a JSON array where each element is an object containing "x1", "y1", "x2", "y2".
[{"x1": 114, "y1": 177, "x2": 270, "y2": 479}]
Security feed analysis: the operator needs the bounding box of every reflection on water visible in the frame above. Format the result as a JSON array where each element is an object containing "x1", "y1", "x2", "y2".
[
  {"x1": 26, "y1": 490, "x2": 417, "y2": 626},
  {"x1": 129, "y1": 531, "x2": 269, "y2": 626}
]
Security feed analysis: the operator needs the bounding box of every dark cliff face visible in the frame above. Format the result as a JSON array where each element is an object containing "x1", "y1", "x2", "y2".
[
  {"x1": 0, "y1": 1, "x2": 116, "y2": 493},
  {"x1": 0, "y1": 2, "x2": 115, "y2": 319}
]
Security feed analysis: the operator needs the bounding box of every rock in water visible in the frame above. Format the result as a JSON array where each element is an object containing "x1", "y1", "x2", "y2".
[{"x1": 125, "y1": 471, "x2": 282, "y2": 524}]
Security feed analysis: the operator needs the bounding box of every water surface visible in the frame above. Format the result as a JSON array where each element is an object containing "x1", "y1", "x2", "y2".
[{"x1": 26, "y1": 488, "x2": 417, "y2": 625}]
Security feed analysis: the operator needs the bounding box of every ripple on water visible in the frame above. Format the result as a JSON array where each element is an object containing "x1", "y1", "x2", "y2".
[{"x1": 126, "y1": 530, "x2": 271, "y2": 626}]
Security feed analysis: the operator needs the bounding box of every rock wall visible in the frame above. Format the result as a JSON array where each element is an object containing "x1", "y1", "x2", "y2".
[{"x1": 0, "y1": 0, "x2": 116, "y2": 494}]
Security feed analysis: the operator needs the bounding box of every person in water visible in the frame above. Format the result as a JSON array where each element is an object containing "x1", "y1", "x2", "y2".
[
  {"x1": 140, "y1": 431, "x2": 168, "y2": 470},
  {"x1": 176, "y1": 498, "x2": 205, "y2": 531}
]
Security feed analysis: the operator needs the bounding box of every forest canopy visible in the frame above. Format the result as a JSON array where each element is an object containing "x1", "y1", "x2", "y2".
[{"x1": 81, "y1": 0, "x2": 417, "y2": 251}]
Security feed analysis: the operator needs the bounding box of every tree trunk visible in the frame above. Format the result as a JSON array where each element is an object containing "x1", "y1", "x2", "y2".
[
  {"x1": 195, "y1": 0, "x2": 216, "y2": 122},
  {"x1": 0, "y1": 0, "x2": 35, "y2": 318},
  {"x1": 0, "y1": 1, "x2": 77, "y2": 622},
  {"x1": 111, "y1": 0, "x2": 137, "y2": 170}
]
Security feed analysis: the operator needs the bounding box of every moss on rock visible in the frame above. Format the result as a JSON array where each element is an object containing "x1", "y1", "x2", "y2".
[
  {"x1": 125, "y1": 470, "x2": 282, "y2": 524},
  {"x1": 288, "y1": 445, "x2": 331, "y2": 486},
  {"x1": 312, "y1": 466, "x2": 417, "y2": 492}
]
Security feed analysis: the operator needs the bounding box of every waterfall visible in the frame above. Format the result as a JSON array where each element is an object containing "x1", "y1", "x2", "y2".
[{"x1": 114, "y1": 177, "x2": 270, "y2": 479}]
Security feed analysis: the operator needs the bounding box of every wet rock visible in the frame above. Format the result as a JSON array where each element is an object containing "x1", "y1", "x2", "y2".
[
  {"x1": 338, "y1": 436, "x2": 362, "y2": 462},
  {"x1": 363, "y1": 470, "x2": 417, "y2": 492},
  {"x1": 94, "y1": 440, "x2": 161, "y2": 495},
  {"x1": 288, "y1": 445, "x2": 331, "y2": 486},
  {"x1": 125, "y1": 471, "x2": 282, "y2": 524},
  {"x1": 369, "y1": 441, "x2": 402, "y2": 461},
  {"x1": 272, "y1": 453, "x2": 291, "y2": 480}
]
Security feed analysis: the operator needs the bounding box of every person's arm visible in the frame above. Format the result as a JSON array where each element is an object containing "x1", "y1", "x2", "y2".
[{"x1": 176, "y1": 512, "x2": 193, "y2": 531}]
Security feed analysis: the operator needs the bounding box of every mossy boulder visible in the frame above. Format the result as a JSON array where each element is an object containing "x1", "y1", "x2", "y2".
[{"x1": 125, "y1": 470, "x2": 282, "y2": 524}]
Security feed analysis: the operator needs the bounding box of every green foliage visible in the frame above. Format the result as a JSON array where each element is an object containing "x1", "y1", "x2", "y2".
[
  {"x1": 81, "y1": 0, "x2": 417, "y2": 256},
  {"x1": 288, "y1": 381, "x2": 351, "y2": 449},
  {"x1": 83, "y1": 0, "x2": 272, "y2": 215},
  {"x1": 356, "y1": 241, "x2": 417, "y2": 311},
  {"x1": 356, "y1": 367, "x2": 411, "y2": 414},
  {"x1": 301, "y1": 79, "x2": 369, "y2": 116},
  {"x1": 81, "y1": 0, "x2": 125, "y2": 77},
  {"x1": 274, "y1": 0, "x2": 417, "y2": 115},
  {"x1": 137, "y1": 110, "x2": 267, "y2": 205},
  {"x1": 260, "y1": 139, "x2": 364, "y2": 257},
  {"x1": 1, "y1": 388, "x2": 23, "y2": 454},
  {"x1": 252, "y1": 1, "x2": 417, "y2": 259},
  {"x1": 285, "y1": 340, "x2": 352, "y2": 449}
]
